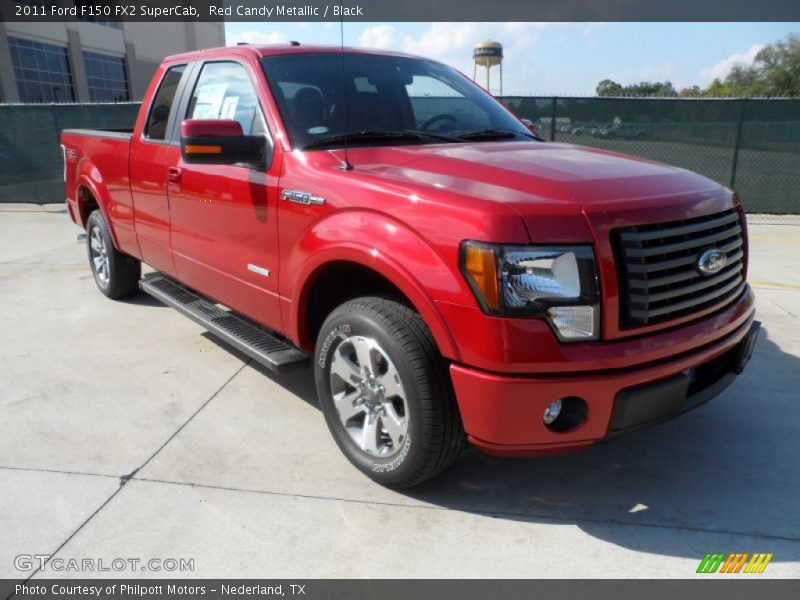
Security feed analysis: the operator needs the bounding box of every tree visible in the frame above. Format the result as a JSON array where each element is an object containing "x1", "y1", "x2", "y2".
[
  {"x1": 595, "y1": 34, "x2": 800, "y2": 98},
  {"x1": 679, "y1": 85, "x2": 702, "y2": 97},
  {"x1": 595, "y1": 79, "x2": 678, "y2": 97},
  {"x1": 596, "y1": 79, "x2": 624, "y2": 96},
  {"x1": 702, "y1": 79, "x2": 730, "y2": 97},
  {"x1": 723, "y1": 63, "x2": 766, "y2": 96},
  {"x1": 757, "y1": 34, "x2": 800, "y2": 96},
  {"x1": 637, "y1": 81, "x2": 677, "y2": 97},
  {"x1": 701, "y1": 34, "x2": 799, "y2": 97}
]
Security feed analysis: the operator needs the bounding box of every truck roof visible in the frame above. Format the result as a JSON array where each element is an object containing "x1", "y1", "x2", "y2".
[{"x1": 164, "y1": 44, "x2": 418, "y2": 63}]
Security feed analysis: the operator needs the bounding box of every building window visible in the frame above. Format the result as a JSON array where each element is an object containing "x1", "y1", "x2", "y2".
[
  {"x1": 8, "y1": 36, "x2": 75, "y2": 103},
  {"x1": 83, "y1": 51, "x2": 129, "y2": 102}
]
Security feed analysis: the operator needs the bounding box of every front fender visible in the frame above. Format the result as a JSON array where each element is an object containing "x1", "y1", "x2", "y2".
[{"x1": 286, "y1": 209, "x2": 465, "y2": 362}]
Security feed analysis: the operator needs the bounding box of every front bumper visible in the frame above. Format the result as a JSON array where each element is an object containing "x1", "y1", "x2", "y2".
[{"x1": 451, "y1": 309, "x2": 759, "y2": 457}]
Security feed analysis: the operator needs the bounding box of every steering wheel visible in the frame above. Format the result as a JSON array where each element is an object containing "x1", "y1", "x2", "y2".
[{"x1": 420, "y1": 113, "x2": 457, "y2": 131}]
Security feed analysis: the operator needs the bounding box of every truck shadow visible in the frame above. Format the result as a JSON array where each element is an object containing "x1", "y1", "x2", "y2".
[
  {"x1": 200, "y1": 332, "x2": 321, "y2": 410},
  {"x1": 209, "y1": 326, "x2": 799, "y2": 562},
  {"x1": 119, "y1": 293, "x2": 169, "y2": 308},
  {"x1": 405, "y1": 326, "x2": 800, "y2": 562}
]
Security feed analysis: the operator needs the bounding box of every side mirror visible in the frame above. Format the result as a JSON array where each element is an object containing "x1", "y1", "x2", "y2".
[
  {"x1": 521, "y1": 118, "x2": 540, "y2": 135},
  {"x1": 180, "y1": 119, "x2": 265, "y2": 166}
]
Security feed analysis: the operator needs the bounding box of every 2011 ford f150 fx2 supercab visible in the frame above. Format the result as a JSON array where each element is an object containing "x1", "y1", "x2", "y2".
[{"x1": 61, "y1": 44, "x2": 760, "y2": 488}]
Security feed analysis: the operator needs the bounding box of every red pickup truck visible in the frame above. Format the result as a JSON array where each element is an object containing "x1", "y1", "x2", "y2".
[{"x1": 62, "y1": 44, "x2": 759, "y2": 487}]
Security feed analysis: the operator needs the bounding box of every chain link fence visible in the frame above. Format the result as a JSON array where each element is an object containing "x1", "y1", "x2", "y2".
[
  {"x1": 0, "y1": 98, "x2": 798, "y2": 214},
  {"x1": 501, "y1": 97, "x2": 800, "y2": 215}
]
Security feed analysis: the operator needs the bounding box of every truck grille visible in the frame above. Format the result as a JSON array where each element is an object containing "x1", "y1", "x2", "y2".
[{"x1": 613, "y1": 209, "x2": 745, "y2": 328}]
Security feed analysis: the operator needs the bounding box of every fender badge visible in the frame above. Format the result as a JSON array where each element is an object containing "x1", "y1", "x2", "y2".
[
  {"x1": 281, "y1": 189, "x2": 325, "y2": 206},
  {"x1": 247, "y1": 264, "x2": 270, "y2": 277}
]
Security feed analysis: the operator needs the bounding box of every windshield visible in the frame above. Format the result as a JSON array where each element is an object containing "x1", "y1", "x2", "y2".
[{"x1": 260, "y1": 53, "x2": 534, "y2": 149}]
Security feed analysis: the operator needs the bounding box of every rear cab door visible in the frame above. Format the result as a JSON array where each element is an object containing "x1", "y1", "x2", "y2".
[{"x1": 129, "y1": 60, "x2": 195, "y2": 277}]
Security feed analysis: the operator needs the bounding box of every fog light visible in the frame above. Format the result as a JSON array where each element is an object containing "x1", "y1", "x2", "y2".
[
  {"x1": 543, "y1": 399, "x2": 562, "y2": 425},
  {"x1": 547, "y1": 305, "x2": 597, "y2": 340},
  {"x1": 543, "y1": 396, "x2": 589, "y2": 432}
]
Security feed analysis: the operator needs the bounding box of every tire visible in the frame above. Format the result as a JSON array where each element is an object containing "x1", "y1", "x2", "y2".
[
  {"x1": 314, "y1": 296, "x2": 464, "y2": 488},
  {"x1": 86, "y1": 210, "x2": 141, "y2": 299}
]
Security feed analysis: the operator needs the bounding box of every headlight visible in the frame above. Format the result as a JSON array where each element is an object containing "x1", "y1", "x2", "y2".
[{"x1": 460, "y1": 242, "x2": 600, "y2": 341}]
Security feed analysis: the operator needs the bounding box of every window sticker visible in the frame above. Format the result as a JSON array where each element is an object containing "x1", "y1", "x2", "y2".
[
  {"x1": 221, "y1": 96, "x2": 239, "y2": 120},
  {"x1": 193, "y1": 83, "x2": 227, "y2": 118},
  {"x1": 308, "y1": 126, "x2": 329, "y2": 134}
]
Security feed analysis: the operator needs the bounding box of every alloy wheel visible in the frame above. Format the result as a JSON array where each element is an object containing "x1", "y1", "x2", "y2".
[
  {"x1": 89, "y1": 226, "x2": 110, "y2": 285},
  {"x1": 329, "y1": 335, "x2": 409, "y2": 457}
]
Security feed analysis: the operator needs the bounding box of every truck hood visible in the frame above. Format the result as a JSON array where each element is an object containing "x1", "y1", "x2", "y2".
[{"x1": 331, "y1": 141, "x2": 732, "y2": 242}]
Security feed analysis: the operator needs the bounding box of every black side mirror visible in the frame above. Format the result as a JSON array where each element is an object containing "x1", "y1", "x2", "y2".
[{"x1": 180, "y1": 119, "x2": 265, "y2": 166}]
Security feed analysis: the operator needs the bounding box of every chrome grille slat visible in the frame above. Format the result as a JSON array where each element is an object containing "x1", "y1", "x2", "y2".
[
  {"x1": 628, "y1": 260, "x2": 741, "y2": 290},
  {"x1": 626, "y1": 247, "x2": 743, "y2": 274},
  {"x1": 617, "y1": 211, "x2": 740, "y2": 242},
  {"x1": 613, "y1": 209, "x2": 746, "y2": 328},
  {"x1": 621, "y1": 224, "x2": 742, "y2": 258},
  {"x1": 628, "y1": 271, "x2": 742, "y2": 304},
  {"x1": 627, "y1": 276, "x2": 744, "y2": 319}
]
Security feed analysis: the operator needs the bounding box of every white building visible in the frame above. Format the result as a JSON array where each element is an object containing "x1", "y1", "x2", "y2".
[{"x1": 0, "y1": 16, "x2": 224, "y2": 103}]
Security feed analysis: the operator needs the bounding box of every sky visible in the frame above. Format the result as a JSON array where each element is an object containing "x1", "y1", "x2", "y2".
[{"x1": 224, "y1": 22, "x2": 799, "y2": 95}]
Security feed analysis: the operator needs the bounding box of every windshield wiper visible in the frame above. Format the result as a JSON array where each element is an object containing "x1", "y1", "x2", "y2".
[
  {"x1": 457, "y1": 128, "x2": 535, "y2": 141},
  {"x1": 403, "y1": 129, "x2": 463, "y2": 143},
  {"x1": 304, "y1": 129, "x2": 461, "y2": 150}
]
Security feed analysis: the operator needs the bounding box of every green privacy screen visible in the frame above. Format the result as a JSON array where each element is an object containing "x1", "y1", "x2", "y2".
[
  {"x1": 1, "y1": 99, "x2": 798, "y2": 213},
  {"x1": 501, "y1": 97, "x2": 800, "y2": 214},
  {"x1": 0, "y1": 103, "x2": 140, "y2": 206}
]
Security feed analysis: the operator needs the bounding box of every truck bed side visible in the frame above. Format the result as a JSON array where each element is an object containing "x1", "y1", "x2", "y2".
[{"x1": 61, "y1": 128, "x2": 140, "y2": 259}]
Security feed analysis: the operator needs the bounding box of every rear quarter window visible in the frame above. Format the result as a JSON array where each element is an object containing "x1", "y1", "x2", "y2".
[{"x1": 145, "y1": 65, "x2": 186, "y2": 141}]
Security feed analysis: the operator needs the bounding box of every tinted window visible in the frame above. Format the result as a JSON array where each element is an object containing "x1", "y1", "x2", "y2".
[
  {"x1": 186, "y1": 62, "x2": 264, "y2": 135},
  {"x1": 145, "y1": 65, "x2": 185, "y2": 140},
  {"x1": 261, "y1": 53, "x2": 530, "y2": 149}
]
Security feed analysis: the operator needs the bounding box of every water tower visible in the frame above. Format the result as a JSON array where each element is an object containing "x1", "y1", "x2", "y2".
[{"x1": 473, "y1": 40, "x2": 503, "y2": 95}]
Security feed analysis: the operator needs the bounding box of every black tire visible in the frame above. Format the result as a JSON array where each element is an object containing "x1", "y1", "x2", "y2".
[
  {"x1": 314, "y1": 296, "x2": 464, "y2": 488},
  {"x1": 86, "y1": 210, "x2": 141, "y2": 299}
]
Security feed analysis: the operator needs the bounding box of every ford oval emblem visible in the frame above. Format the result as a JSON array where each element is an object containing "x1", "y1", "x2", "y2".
[{"x1": 696, "y1": 248, "x2": 727, "y2": 276}]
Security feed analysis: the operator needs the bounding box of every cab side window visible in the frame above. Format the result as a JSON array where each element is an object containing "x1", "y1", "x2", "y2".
[
  {"x1": 145, "y1": 65, "x2": 186, "y2": 140},
  {"x1": 186, "y1": 61, "x2": 266, "y2": 136}
]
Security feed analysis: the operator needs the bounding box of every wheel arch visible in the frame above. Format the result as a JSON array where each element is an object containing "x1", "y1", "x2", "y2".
[
  {"x1": 74, "y1": 161, "x2": 122, "y2": 249},
  {"x1": 292, "y1": 251, "x2": 461, "y2": 363},
  {"x1": 76, "y1": 184, "x2": 100, "y2": 227}
]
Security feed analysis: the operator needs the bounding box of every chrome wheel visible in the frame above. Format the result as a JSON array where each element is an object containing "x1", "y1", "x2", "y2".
[
  {"x1": 89, "y1": 226, "x2": 110, "y2": 285},
  {"x1": 329, "y1": 335, "x2": 409, "y2": 457}
]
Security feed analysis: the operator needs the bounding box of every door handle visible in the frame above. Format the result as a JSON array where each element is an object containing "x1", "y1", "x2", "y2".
[{"x1": 167, "y1": 167, "x2": 182, "y2": 183}]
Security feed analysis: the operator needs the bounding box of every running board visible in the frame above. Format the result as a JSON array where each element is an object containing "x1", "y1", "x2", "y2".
[{"x1": 140, "y1": 274, "x2": 308, "y2": 375}]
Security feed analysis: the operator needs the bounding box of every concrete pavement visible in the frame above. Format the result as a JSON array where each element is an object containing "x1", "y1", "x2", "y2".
[{"x1": 1, "y1": 211, "x2": 798, "y2": 578}]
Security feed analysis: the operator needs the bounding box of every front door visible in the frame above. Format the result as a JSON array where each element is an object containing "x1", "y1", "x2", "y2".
[{"x1": 167, "y1": 60, "x2": 283, "y2": 333}]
